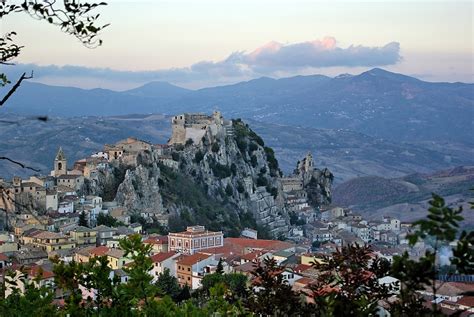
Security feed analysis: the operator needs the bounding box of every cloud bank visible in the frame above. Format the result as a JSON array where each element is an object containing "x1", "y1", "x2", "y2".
[{"x1": 4, "y1": 37, "x2": 400, "y2": 89}]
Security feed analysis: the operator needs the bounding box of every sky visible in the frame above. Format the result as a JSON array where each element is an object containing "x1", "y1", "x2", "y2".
[{"x1": 1, "y1": 0, "x2": 473, "y2": 90}]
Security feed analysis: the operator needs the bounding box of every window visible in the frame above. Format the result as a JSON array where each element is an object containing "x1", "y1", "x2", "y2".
[
  {"x1": 187, "y1": 267, "x2": 190, "y2": 272},
  {"x1": 187, "y1": 277, "x2": 190, "y2": 281}
]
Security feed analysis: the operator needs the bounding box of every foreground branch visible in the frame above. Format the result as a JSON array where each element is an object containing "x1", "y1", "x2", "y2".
[
  {"x1": 0, "y1": 156, "x2": 40, "y2": 172},
  {"x1": 0, "y1": 71, "x2": 33, "y2": 106}
]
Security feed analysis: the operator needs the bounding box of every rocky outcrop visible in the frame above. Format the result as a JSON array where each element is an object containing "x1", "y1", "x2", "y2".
[
  {"x1": 95, "y1": 116, "x2": 333, "y2": 238},
  {"x1": 304, "y1": 168, "x2": 333, "y2": 207},
  {"x1": 115, "y1": 152, "x2": 163, "y2": 215},
  {"x1": 172, "y1": 119, "x2": 289, "y2": 236}
]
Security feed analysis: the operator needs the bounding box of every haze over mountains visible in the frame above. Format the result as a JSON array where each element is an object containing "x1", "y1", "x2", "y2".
[
  {"x1": 5, "y1": 68, "x2": 473, "y2": 145},
  {"x1": 1, "y1": 68, "x2": 473, "y2": 186}
]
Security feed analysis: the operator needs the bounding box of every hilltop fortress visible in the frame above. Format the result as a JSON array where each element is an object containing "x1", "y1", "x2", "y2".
[{"x1": 168, "y1": 111, "x2": 233, "y2": 145}]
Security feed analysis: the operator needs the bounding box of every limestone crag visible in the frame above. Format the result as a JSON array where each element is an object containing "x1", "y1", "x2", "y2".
[
  {"x1": 172, "y1": 119, "x2": 289, "y2": 236},
  {"x1": 115, "y1": 153, "x2": 163, "y2": 216}
]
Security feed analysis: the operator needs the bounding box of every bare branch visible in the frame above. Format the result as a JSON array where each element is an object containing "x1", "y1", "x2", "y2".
[
  {"x1": 0, "y1": 156, "x2": 41, "y2": 172},
  {"x1": 0, "y1": 71, "x2": 33, "y2": 106}
]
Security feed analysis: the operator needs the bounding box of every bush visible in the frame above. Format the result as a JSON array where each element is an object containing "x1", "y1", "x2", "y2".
[
  {"x1": 209, "y1": 161, "x2": 232, "y2": 179},
  {"x1": 237, "y1": 181, "x2": 245, "y2": 193},
  {"x1": 211, "y1": 142, "x2": 220, "y2": 153},
  {"x1": 225, "y1": 184, "x2": 233, "y2": 196},
  {"x1": 256, "y1": 175, "x2": 267, "y2": 187},
  {"x1": 171, "y1": 152, "x2": 180, "y2": 161},
  {"x1": 194, "y1": 150, "x2": 204, "y2": 163},
  {"x1": 185, "y1": 138, "x2": 194, "y2": 146},
  {"x1": 248, "y1": 142, "x2": 258, "y2": 154},
  {"x1": 250, "y1": 155, "x2": 258, "y2": 167}
]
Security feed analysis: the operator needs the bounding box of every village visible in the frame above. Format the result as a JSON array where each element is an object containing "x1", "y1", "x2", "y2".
[{"x1": 0, "y1": 113, "x2": 472, "y2": 312}]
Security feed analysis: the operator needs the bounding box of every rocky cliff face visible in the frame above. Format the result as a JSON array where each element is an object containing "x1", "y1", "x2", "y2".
[
  {"x1": 92, "y1": 118, "x2": 333, "y2": 238},
  {"x1": 304, "y1": 168, "x2": 333, "y2": 207},
  {"x1": 171, "y1": 119, "x2": 289, "y2": 236},
  {"x1": 115, "y1": 152, "x2": 163, "y2": 215}
]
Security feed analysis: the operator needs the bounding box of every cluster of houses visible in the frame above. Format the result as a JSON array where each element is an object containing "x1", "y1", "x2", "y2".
[{"x1": 0, "y1": 224, "x2": 471, "y2": 313}]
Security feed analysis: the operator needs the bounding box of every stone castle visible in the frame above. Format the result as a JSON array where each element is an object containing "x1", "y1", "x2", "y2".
[{"x1": 168, "y1": 111, "x2": 233, "y2": 145}]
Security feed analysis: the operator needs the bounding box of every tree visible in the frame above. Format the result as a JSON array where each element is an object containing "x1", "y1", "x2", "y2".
[
  {"x1": 78, "y1": 211, "x2": 88, "y2": 227},
  {"x1": 96, "y1": 212, "x2": 118, "y2": 227},
  {"x1": 309, "y1": 244, "x2": 392, "y2": 316},
  {"x1": 389, "y1": 193, "x2": 473, "y2": 316},
  {"x1": 155, "y1": 268, "x2": 181, "y2": 301},
  {"x1": 216, "y1": 258, "x2": 224, "y2": 274},
  {"x1": 119, "y1": 234, "x2": 158, "y2": 308},
  {"x1": 0, "y1": 1, "x2": 109, "y2": 102},
  {"x1": 0, "y1": 1, "x2": 109, "y2": 195},
  {"x1": 246, "y1": 257, "x2": 304, "y2": 316}
]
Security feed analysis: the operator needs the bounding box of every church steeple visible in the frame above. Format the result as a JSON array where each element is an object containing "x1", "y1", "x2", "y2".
[
  {"x1": 55, "y1": 147, "x2": 66, "y2": 161},
  {"x1": 54, "y1": 147, "x2": 67, "y2": 177}
]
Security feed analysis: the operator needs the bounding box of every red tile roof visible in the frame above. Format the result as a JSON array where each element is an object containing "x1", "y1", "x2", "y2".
[
  {"x1": 294, "y1": 277, "x2": 316, "y2": 287},
  {"x1": 150, "y1": 252, "x2": 177, "y2": 263},
  {"x1": 294, "y1": 264, "x2": 312, "y2": 273},
  {"x1": 28, "y1": 265, "x2": 54, "y2": 279},
  {"x1": 89, "y1": 246, "x2": 109, "y2": 256},
  {"x1": 144, "y1": 236, "x2": 168, "y2": 245},
  {"x1": 177, "y1": 253, "x2": 212, "y2": 266},
  {"x1": 458, "y1": 296, "x2": 474, "y2": 308},
  {"x1": 0, "y1": 253, "x2": 8, "y2": 261},
  {"x1": 224, "y1": 238, "x2": 293, "y2": 255}
]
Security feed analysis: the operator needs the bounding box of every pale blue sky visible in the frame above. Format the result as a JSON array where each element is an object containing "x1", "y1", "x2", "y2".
[{"x1": 2, "y1": 0, "x2": 473, "y2": 89}]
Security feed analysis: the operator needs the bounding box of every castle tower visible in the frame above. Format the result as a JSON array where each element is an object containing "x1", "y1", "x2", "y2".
[
  {"x1": 304, "y1": 152, "x2": 314, "y2": 173},
  {"x1": 54, "y1": 147, "x2": 67, "y2": 177}
]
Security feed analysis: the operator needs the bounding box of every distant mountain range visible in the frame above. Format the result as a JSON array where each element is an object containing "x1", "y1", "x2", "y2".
[
  {"x1": 3, "y1": 68, "x2": 473, "y2": 145},
  {"x1": 1, "y1": 114, "x2": 473, "y2": 184}
]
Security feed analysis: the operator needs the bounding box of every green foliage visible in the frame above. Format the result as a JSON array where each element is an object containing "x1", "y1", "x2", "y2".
[
  {"x1": 225, "y1": 183, "x2": 234, "y2": 196},
  {"x1": 250, "y1": 155, "x2": 257, "y2": 167},
  {"x1": 156, "y1": 268, "x2": 181, "y2": 301},
  {"x1": 171, "y1": 151, "x2": 180, "y2": 162},
  {"x1": 120, "y1": 234, "x2": 157, "y2": 309},
  {"x1": 211, "y1": 142, "x2": 220, "y2": 153},
  {"x1": 0, "y1": 270, "x2": 57, "y2": 317},
  {"x1": 236, "y1": 181, "x2": 245, "y2": 193},
  {"x1": 256, "y1": 175, "x2": 267, "y2": 187},
  {"x1": 96, "y1": 212, "x2": 119, "y2": 227},
  {"x1": 194, "y1": 150, "x2": 204, "y2": 163},
  {"x1": 311, "y1": 245, "x2": 392, "y2": 316},
  {"x1": 159, "y1": 164, "x2": 254, "y2": 236},
  {"x1": 246, "y1": 257, "x2": 303, "y2": 316},
  {"x1": 209, "y1": 160, "x2": 232, "y2": 179},
  {"x1": 78, "y1": 210, "x2": 88, "y2": 227},
  {"x1": 248, "y1": 142, "x2": 258, "y2": 154}
]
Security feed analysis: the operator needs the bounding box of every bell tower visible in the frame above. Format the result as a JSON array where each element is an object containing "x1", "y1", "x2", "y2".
[{"x1": 54, "y1": 147, "x2": 67, "y2": 177}]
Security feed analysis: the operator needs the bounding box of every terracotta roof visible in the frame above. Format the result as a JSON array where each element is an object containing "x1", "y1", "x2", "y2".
[
  {"x1": 294, "y1": 277, "x2": 316, "y2": 287},
  {"x1": 458, "y1": 296, "x2": 474, "y2": 308},
  {"x1": 143, "y1": 236, "x2": 168, "y2": 245},
  {"x1": 0, "y1": 253, "x2": 8, "y2": 261},
  {"x1": 28, "y1": 265, "x2": 54, "y2": 279},
  {"x1": 294, "y1": 264, "x2": 312, "y2": 273},
  {"x1": 240, "y1": 250, "x2": 267, "y2": 261},
  {"x1": 150, "y1": 252, "x2": 177, "y2": 263},
  {"x1": 224, "y1": 238, "x2": 293, "y2": 254},
  {"x1": 177, "y1": 253, "x2": 212, "y2": 266},
  {"x1": 28, "y1": 230, "x2": 64, "y2": 240},
  {"x1": 106, "y1": 248, "x2": 125, "y2": 258},
  {"x1": 90, "y1": 246, "x2": 110, "y2": 256},
  {"x1": 432, "y1": 282, "x2": 474, "y2": 297}
]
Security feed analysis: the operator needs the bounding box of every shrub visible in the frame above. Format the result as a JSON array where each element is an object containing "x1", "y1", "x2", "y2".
[
  {"x1": 211, "y1": 142, "x2": 220, "y2": 153},
  {"x1": 250, "y1": 155, "x2": 258, "y2": 167},
  {"x1": 194, "y1": 150, "x2": 204, "y2": 163}
]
